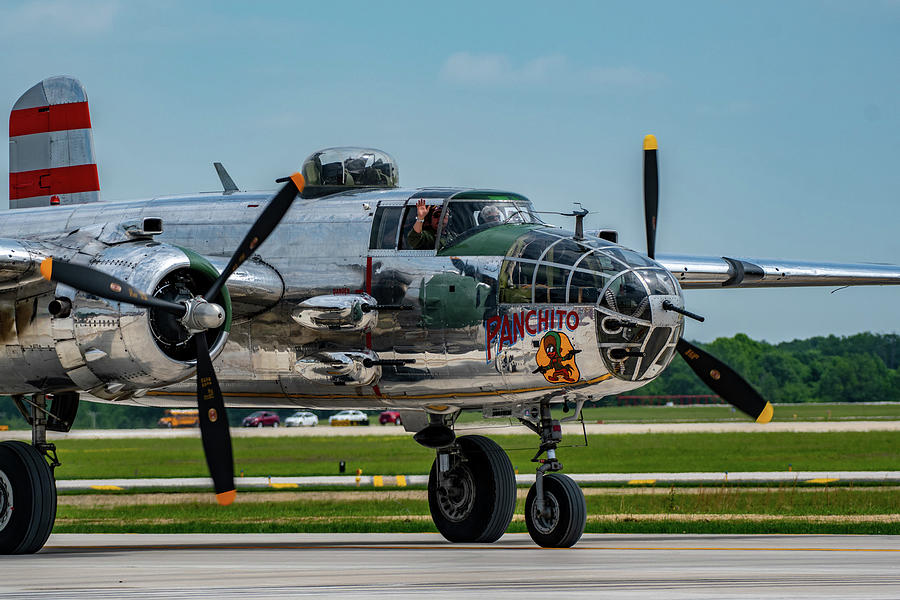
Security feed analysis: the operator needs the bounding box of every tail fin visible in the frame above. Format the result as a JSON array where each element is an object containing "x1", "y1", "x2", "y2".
[{"x1": 8, "y1": 76, "x2": 100, "y2": 209}]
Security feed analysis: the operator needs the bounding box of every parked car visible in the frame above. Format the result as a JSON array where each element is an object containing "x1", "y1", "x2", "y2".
[
  {"x1": 328, "y1": 410, "x2": 370, "y2": 426},
  {"x1": 157, "y1": 409, "x2": 199, "y2": 428},
  {"x1": 241, "y1": 411, "x2": 280, "y2": 427},
  {"x1": 379, "y1": 411, "x2": 402, "y2": 426},
  {"x1": 284, "y1": 411, "x2": 318, "y2": 427}
]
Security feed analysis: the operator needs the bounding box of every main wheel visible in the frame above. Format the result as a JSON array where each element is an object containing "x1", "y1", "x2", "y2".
[
  {"x1": 0, "y1": 441, "x2": 57, "y2": 554},
  {"x1": 427, "y1": 435, "x2": 516, "y2": 543},
  {"x1": 524, "y1": 473, "x2": 586, "y2": 548}
]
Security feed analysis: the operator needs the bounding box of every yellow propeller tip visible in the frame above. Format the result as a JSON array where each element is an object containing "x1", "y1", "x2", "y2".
[
  {"x1": 40, "y1": 257, "x2": 53, "y2": 281},
  {"x1": 216, "y1": 489, "x2": 237, "y2": 506},
  {"x1": 756, "y1": 402, "x2": 774, "y2": 424},
  {"x1": 290, "y1": 172, "x2": 305, "y2": 193},
  {"x1": 643, "y1": 134, "x2": 658, "y2": 151}
]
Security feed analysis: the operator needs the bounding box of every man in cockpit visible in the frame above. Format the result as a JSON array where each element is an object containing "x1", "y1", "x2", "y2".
[
  {"x1": 407, "y1": 199, "x2": 449, "y2": 250},
  {"x1": 479, "y1": 204, "x2": 502, "y2": 224}
]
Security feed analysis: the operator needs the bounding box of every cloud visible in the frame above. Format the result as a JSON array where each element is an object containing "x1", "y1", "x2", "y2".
[
  {"x1": 440, "y1": 52, "x2": 664, "y2": 90},
  {"x1": 0, "y1": 0, "x2": 120, "y2": 36}
]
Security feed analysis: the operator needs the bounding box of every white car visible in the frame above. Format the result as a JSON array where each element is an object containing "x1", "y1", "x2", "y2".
[
  {"x1": 328, "y1": 410, "x2": 370, "y2": 426},
  {"x1": 284, "y1": 411, "x2": 318, "y2": 427}
]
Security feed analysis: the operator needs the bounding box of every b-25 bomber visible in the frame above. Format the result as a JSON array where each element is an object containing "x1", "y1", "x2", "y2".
[{"x1": 2, "y1": 76, "x2": 899, "y2": 553}]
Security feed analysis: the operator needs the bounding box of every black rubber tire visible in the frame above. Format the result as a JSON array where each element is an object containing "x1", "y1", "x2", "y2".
[
  {"x1": 428, "y1": 435, "x2": 516, "y2": 543},
  {"x1": 524, "y1": 473, "x2": 586, "y2": 548},
  {"x1": 0, "y1": 441, "x2": 57, "y2": 554}
]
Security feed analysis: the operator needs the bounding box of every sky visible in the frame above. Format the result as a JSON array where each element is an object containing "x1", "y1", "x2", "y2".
[{"x1": 1, "y1": 0, "x2": 898, "y2": 343}]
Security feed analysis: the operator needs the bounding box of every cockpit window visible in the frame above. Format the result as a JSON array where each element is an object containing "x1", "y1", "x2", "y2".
[{"x1": 438, "y1": 198, "x2": 541, "y2": 250}]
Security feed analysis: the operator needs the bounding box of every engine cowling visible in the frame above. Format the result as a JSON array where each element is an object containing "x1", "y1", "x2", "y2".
[{"x1": 47, "y1": 241, "x2": 230, "y2": 399}]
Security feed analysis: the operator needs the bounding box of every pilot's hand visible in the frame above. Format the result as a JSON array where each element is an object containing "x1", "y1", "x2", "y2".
[{"x1": 416, "y1": 198, "x2": 428, "y2": 220}]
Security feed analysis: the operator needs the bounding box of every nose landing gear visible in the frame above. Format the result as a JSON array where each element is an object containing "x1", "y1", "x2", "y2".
[{"x1": 520, "y1": 403, "x2": 586, "y2": 547}]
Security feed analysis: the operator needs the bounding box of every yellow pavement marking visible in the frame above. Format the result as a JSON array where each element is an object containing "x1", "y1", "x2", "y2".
[
  {"x1": 90, "y1": 485, "x2": 123, "y2": 491},
  {"x1": 373, "y1": 475, "x2": 383, "y2": 487},
  {"x1": 806, "y1": 478, "x2": 839, "y2": 484},
  {"x1": 396, "y1": 475, "x2": 407, "y2": 487},
  {"x1": 628, "y1": 479, "x2": 656, "y2": 485},
  {"x1": 269, "y1": 483, "x2": 299, "y2": 489}
]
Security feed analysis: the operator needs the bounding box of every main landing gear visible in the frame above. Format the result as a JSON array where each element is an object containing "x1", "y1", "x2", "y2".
[
  {"x1": 421, "y1": 403, "x2": 587, "y2": 548},
  {"x1": 0, "y1": 393, "x2": 76, "y2": 554}
]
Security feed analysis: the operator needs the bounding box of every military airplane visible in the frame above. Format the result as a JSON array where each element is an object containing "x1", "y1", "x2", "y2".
[{"x1": 2, "y1": 76, "x2": 899, "y2": 553}]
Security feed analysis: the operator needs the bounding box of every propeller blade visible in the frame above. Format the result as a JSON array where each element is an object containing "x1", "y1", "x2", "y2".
[
  {"x1": 676, "y1": 338, "x2": 774, "y2": 424},
  {"x1": 40, "y1": 258, "x2": 186, "y2": 316},
  {"x1": 194, "y1": 332, "x2": 236, "y2": 505},
  {"x1": 643, "y1": 134, "x2": 658, "y2": 260},
  {"x1": 205, "y1": 173, "x2": 305, "y2": 300}
]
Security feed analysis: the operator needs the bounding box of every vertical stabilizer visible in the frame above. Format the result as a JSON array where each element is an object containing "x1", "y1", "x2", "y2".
[{"x1": 8, "y1": 76, "x2": 100, "y2": 209}]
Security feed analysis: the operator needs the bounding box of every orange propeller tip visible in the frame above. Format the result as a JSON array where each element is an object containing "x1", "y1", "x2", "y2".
[
  {"x1": 643, "y1": 134, "x2": 658, "y2": 151},
  {"x1": 216, "y1": 489, "x2": 237, "y2": 506},
  {"x1": 40, "y1": 257, "x2": 53, "y2": 281},
  {"x1": 756, "y1": 402, "x2": 774, "y2": 425},
  {"x1": 289, "y1": 172, "x2": 305, "y2": 192}
]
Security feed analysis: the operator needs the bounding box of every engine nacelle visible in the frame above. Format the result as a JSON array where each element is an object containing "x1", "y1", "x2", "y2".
[{"x1": 47, "y1": 241, "x2": 230, "y2": 399}]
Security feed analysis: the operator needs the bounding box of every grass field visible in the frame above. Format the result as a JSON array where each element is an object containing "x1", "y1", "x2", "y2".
[
  {"x1": 53, "y1": 486, "x2": 900, "y2": 535},
  {"x1": 456, "y1": 403, "x2": 900, "y2": 424},
  {"x1": 39, "y1": 424, "x2": 900, "y2": 536},
  {"x1": 51, "y1": 431, "x2": 900, "y2": 479}
]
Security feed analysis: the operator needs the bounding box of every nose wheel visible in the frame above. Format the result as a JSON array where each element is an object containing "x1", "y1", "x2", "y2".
[{"x1": 524, "y1": 473, "x2": 586, "y2": 548}]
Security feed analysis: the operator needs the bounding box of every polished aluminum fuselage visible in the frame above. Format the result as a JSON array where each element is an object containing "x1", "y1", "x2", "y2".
[
  {"x1": 0, "y1": 189, "x2": 662, "y2": 410},
  {"x1": 3, "y1": 186, "x2": 897, "y2": 412}
]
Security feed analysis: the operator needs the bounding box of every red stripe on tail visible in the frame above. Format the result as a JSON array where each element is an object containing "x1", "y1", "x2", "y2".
[
  {"x1": 9, "y1": 164, "x2": 100, "y2": 200},
  {"x1": 9, "y1": 102, "x2": 92, "y2": 137}
]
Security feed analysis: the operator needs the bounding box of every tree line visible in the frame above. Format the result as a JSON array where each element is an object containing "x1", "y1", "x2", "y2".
[
  {"x1": 0, "y1": 332, "x2": 897, "y2": 429},
  {"x1": 635, "y1": 332, "x2": 900, "y2": 404}
]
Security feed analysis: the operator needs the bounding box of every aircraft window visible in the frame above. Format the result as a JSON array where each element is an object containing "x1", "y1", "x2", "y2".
[
  {"x1": 399, "y1": 201, "x2": 446, "y2": 250},
  {"x1": 574, "y1": 252, "x2": 621, "y2": 276},
  {"x1": 543, "y1": 239, "x2": 591, "y2": 267},
  {"x1": 517, "y1": 232, "x2": 550, "y2": 261},
  {"x1": 499, "y1": 260, "x2": 536, "y2": 303},
  {"x1": 601, "y1": 271, "x2": 649, "y2": 318},
  {"x1": 605, "y1": 247, "x2": 656, "y2": 268},
  {"x1": 369, "y1": 206, "x2": 403, "y2": 249},
  {"x1": 568, "y1": 269, "x2": 603, "y2": 303},
  {"x1": 640, "y1": 269, "x2": 677, "y2": 296},
  {"x1": 534, "y1": 264, "x2": 568, "y2": 303},
  {"x1": 438, "y1": 200, "x2": 542, "y2": 250}
]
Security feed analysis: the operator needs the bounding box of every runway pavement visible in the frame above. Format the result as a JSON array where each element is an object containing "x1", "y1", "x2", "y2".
[{"x1": 1, "y1": 533, "x2": 898, "y2": 598}]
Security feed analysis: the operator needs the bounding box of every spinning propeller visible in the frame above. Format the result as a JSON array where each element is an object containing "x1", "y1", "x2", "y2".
[
  {"x1": 642, "y1": 136, "x2": 773, "y2": 424},
  {"x1": 41, "y1": 173, "x2": 306, "y2": 504}
]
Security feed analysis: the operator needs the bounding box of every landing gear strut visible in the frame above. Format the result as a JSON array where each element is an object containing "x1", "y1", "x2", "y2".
[
  {"x1": 427, "y1": 434, "x2": 516, "y2": 543},
  {"x1": 0, "y1": 393, "x2": 67, "y2": 554},
  {"x1": 520, "y1": 403, "x2": 586, "y2": 548}
]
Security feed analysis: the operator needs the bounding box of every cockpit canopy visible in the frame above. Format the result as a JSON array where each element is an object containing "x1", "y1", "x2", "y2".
[
  {"x1": 368, "y1": 191, "x2": 542, "y2": 252},
  {"x1": 301, "y1": 147, "x2": 398, "y2": 199}
]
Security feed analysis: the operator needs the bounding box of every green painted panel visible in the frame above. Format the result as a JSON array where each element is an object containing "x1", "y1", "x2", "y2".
[{"x1": 437, "y1": 224, "x2": 542, "y2": 256}]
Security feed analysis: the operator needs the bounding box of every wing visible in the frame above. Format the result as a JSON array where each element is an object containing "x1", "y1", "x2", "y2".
[{"x1": 657, "y1": 254, "x2": 900, "y2": 289}]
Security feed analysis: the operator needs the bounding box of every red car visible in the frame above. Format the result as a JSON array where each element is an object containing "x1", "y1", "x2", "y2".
[
  {"x1": 379, "y1": 411, "x2": 402, "y2": 425},
  {"x1": 242, "y1": 411, "x2": 280, "y2": 427}
]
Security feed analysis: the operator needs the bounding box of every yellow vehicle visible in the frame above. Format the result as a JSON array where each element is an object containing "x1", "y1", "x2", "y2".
[{"x1": 157, "y1": 409, "x2": 200, "y2": 428}]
